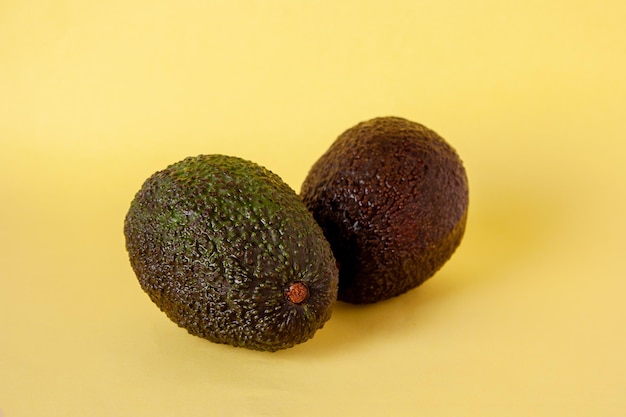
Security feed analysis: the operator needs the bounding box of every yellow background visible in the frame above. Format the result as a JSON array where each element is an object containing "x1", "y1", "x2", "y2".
[{"x1": 1, "y1": 1, "x2": 625, "y2": 415}]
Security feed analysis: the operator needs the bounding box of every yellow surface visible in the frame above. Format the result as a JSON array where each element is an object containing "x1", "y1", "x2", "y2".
[{"x1": 1, "y1": 1, "x2": 625, "y2": 415}]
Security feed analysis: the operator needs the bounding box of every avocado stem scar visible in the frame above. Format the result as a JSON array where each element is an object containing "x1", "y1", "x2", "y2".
[{"x1": 286, "y1": 282, "x2": 309, "y2": 304}]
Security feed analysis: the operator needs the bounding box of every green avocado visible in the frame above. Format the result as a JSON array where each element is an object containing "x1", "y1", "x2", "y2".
[
  {"x1": 124, "y1": 155, "x2": 338, "y2": 351},
  {"x1": 301, "y1": 117, "x2": 468, "y2": 304}
]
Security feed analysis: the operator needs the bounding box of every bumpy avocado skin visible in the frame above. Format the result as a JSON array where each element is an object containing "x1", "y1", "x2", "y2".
[
  {"x1": 124, "y1": 155, "x2": 338, "y2": 351},
  {"x1": 301, "y1": 117, "x2": 468, "y2": 304}
]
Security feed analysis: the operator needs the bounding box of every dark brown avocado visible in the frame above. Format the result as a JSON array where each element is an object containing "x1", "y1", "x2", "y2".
[{"x1": 301, "y1": 117, "x2": 468, "y2": 304}]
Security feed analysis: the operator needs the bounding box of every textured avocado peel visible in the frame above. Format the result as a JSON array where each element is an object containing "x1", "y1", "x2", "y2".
[
  {"x1": 124, "y1": 154, "x2": 338, "y2": 352},
  {"x1": 301, "y1": 116, "x2": 469, "y2": 304}
]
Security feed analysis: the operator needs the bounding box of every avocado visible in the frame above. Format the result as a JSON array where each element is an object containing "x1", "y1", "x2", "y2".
[
  {"x1": 124, "y1": 155, "x2": 338, "y2": 351},
  {"x1": 301, "y1": 117, "x2": 468, "y2": 304}
]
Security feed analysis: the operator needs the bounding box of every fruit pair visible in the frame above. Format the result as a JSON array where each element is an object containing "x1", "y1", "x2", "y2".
[{"x1": 124, "y1": 117, "x2": 469, "y2": 352}]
